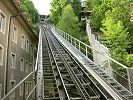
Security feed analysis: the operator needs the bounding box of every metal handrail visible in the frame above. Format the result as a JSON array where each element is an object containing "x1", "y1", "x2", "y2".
[
  {"x1": 54, "y1": 27, "x2": 133, "y2": 92},
  {"x1": 26, "y1": 84, "x2": 38, "y2": 100},
  {"x1": 1, "y1": 25, "x2": 42, "y2": 100},
  {"x1": 55, "y1": 27, "x2": 128, "y2": 69},
  {"x1": 1, "y1": 71, "x2": 36, "y2": 100}
]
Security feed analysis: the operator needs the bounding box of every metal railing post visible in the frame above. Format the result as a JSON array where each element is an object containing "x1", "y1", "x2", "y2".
[
  {"x1": 74, "y1": 39, "x2": 76, "y2": 47},
  {"x1": 86, "y1": 45, "x2": 88, "y2": 57},
  {"x1": 68, "y1": 35, "x2": 69, "y2": 42},
  {"x1": 127, "y1": 68, "x2": 132, "y2": 92},
  {"x1": 63, "y1": 32, "x2": 64, "y2": 38},
  {"x1": 67, "y1": 34, "x2": 68, "y2": 41},
  {"x1": 64, "y1": 33, "x2": 66, "y2": 39},
  {"x1": 71, "y1": 36, "x2": 72, "y2": 44},
  {"x1": 79, "y1": 41, "x2": 80, "y2": 51}
]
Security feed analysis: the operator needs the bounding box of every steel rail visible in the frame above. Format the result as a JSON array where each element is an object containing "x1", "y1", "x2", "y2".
[
  {"x1": 58, "y1": 38, "x2": 114, "y2": 100},
  {"x1": 47, "y1": 25, "x2": 113, "y2": 100},
  {"x1": 45, "y1": 27, "x2": 92, "y2": 100},
  {"x1": 42, "y1": 27, "x2": 64, "y2": 99},
  {"x1": 42, "y1": 23, "x2": 132, "y2": 100},
  {"x1": 42, "y1": 27, "x2": 70, "y2": 100},
  {"x1": 42, "y1": 27, "x2": 71, "y2": 100}
]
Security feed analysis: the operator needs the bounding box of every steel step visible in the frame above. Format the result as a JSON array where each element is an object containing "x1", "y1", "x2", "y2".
[
  {"x1": 43, "y1": 97, "x2": 60, "y2": 100},
  {"x1": 66, "y1": 83, "x2": 90, "y2": 88},
  {"x1": 70, "y1": 97, "x2": 82, "y2": 100},
  {"x1": 44, "y1": 76, "x2": 55, "y2": 78},
  {"x1": 62, "y1": 73, "x2": 83, "y2": 78},
  {"x1": 44, "y1": 73, "x2": 54, "y2": 76}
]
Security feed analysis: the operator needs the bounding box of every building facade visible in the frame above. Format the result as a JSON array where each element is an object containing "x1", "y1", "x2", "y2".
[{"x1": 0, "y1": 0, "x2": 38, "y2": 99}]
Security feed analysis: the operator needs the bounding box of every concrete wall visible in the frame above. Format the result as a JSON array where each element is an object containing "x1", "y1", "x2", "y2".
[{"x1": 86, "y1": 23, "x2": 112, "y2": 75}]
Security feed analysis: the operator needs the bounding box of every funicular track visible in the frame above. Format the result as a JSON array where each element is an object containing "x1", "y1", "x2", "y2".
[{"x1": 41, "y1": 24, "x2": 115, "y2": 100}]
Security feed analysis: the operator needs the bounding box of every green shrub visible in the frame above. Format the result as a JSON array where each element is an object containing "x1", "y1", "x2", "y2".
[{"x1": 126, "y1": 54, "x2": 133, "y2": 67}]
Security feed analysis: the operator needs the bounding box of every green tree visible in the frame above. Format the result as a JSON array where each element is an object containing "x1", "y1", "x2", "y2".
[
  {"x1": 50, "y1": 0, "x2": 68, "y2": 25},
  {"x1": 20, "y1": 0, "x2": 38, "y2": 23},
  {"x1": 85, "y1": 0, "x2": 102, "y2": 10},
  {"x1": 19, "y1": 0, "x2": 39, "y2": 33},
  {"x1": 89, "y1": 0, "x2": 133, "y2": 65},
  {"x1": 70, "y1": 0, "x2": 81, "y2": 17},
  {"x1": 90, "y1": 1, "x2": 111, "y2": 30},
  {"x1": 100, "y1": 17, "x2": 129, "y2": 63},
  {"x1": 57, "y1": 5, "x2": 79, "y2": 37}
]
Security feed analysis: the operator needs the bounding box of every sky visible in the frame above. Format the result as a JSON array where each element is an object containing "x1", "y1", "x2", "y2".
[{"x1": 32, "y1": 0, "x2": 52, "y2": 15}]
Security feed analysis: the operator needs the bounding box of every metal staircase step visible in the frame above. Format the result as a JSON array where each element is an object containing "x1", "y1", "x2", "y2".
[
  {"x1": 65, "y1": 83, "x2": 90, "y2": 88},
  {"x1": 107, "y1": 80, "x2": 117, "y2": 85},
  {"x1": 90, "y1": 96, "x2": 100, "y2": 99},
  {"x1": 43, "y1": 97, "x2": 60, "y2": 100},
  {"x1": 44, "y1": 70, "x2": 53, "y2": 72},
  {"x1": 88, "y1": 63, "x2": 95, "y2": 65},
  {"x1": 103, "y1": 77, "x2": 112, "y2": 80},
  {"x1": 44, "y1": 83, "x2": 57, "y2": 85},
  {"x1": 44, "y1": 91, "x2": 59, "y2": 94},
  {"x1": 44, "y1": 87, "x2": 58, "y2": 89},
  {"x1": 44, "y1": 76, "x2": 55, "y2": 78},
  {"x1": 44, "y1": 73, "x2": 54, "y2": 76},
  {"x1": 93, "y1": 67, "x2": 100, "y2": 70},
  {"x1": 43, "y1": 64, "x2": 51, "y2": 66},
  {"x1": 44, "y1": 78, "x2": 55, "y2": 80},
  {"x1": 43, "y1": 58, "x2": 50, "y2": 60},
  {"x1": 44, "y1": 80, "x2": 56, "y2": 83},
  {"x1": 62, "y1": 73, "x2": 83, "y2": 77},
  {"x1": 101, "y1": 74, "x2": 109, "y2": 78},
  {"x1": 112, "y1": 85, "x2": 122, "y2": 88},
  {"x1": 117, "y1": 89, "x2": 127, "y2": 93},
  {"x1": 122, "y1": 94, "x2": 133, "y2": 99},
  {"x1": 70, "y1": 97, "x2": 82, "y2": 100},
  {"x1": 56, "y1": 61, "x2": 63, "y2": 65},
  {"x1": 44, "y1": 68, "x2": 52, "y2": 71}
]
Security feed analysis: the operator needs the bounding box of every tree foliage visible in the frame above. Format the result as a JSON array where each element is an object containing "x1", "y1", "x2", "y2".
[
  {"x1": 90, "y1": 1, "x2": 111, "y2": 30},
  {"x1": 86, "y1": 0, "x2": 102, "y2": 10},
  {"x1": 20, "y1": 0, "x2": 38, "y2": 24},
  {"x1": 50, "y1": 0, "x2": 82, "y2": 25},
  {"x1": 89, "y1": 0, "x2": 133, "y2": 67},
  {"x1": 101, "y1": 17, "x2": 129, "y2": 63},
  {"x1": 70, "y1": 0, "x2": 81, "y2": 17},
  {"x1": 126, "y1": 54, "x2": 133, "y2": 67},
  {"x1": 50, "y1": 0, "x2": 87, "y2": 40},
  {"x1": 57, "y1": 5, "x2": 79, "y2": 37},
  {"x1": 50, "y1": 0, "x2": 68, "y2": 25},
  {"x1": 19, "y1": 0, "x2": 39, "y2": 33}
]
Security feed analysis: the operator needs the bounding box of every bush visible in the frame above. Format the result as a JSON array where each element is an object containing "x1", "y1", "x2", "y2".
[{"x1": 126, "y1": 54, "x2": 133, "y2": 67}]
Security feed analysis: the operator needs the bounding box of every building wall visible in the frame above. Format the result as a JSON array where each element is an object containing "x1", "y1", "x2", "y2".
[
  {"x1": 0, "y1": 1, "x2": 37, "y2": 100},
  {"x1": 0, "y1": 1, "x2": 10, "y2": 98}
]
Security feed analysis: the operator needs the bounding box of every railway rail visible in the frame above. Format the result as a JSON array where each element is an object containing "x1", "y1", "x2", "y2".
[{"x1": 41, "y1": 24, "x2": 114, "y2": 100}]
